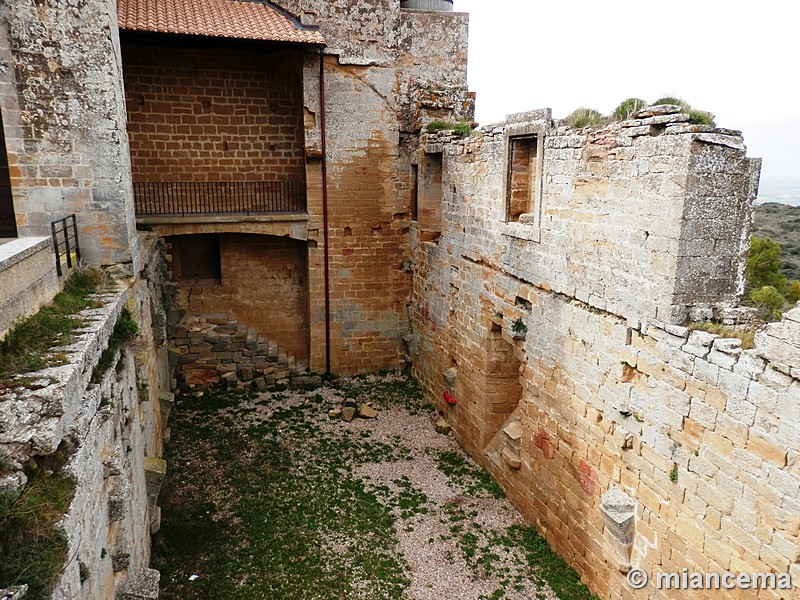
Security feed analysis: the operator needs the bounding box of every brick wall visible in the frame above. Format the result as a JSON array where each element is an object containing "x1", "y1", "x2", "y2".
[
  {"x1": 410, "y1": 110, "x2": 800, "y2": 599},
  {"x1": 170, "y1": 233, "x2": 309, "y2": 360},
  {"x1": 122, "y1": 39, "x2": 306, "y2": 183}
]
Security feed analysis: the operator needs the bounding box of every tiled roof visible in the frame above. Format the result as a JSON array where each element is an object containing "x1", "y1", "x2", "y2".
[{"x1": 118, "y1": 0, "x2": 325, "y2": 45}]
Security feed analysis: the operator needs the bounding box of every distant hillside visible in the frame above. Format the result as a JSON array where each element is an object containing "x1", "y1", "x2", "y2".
[{"x1": 753, "y1": 202, "x2": 800, "y2": 281}]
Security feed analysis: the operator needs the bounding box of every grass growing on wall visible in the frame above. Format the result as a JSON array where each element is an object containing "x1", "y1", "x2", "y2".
[
  {"x1": 0, "y1": 444, "x2": 76, "y2": 598},
  {"x1": 91, "y1": 308, "x2": 139, "y2": 383},
  {"x1": 0, "y1": 269, "x2": 102, "y2": 386},
  {"x1": 426, "y1": 120, "x2": 473, "y2": 137},
  {"x1": 687, "y1": 322, "x2": 756, "y2": 350}
]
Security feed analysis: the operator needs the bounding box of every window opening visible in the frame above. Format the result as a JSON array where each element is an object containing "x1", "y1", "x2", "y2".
[{"x1": 506, "y1": 135, "x2": 537, "y2": 222}]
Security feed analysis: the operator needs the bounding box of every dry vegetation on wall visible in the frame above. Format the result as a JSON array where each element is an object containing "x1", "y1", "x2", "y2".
[
  {"x1": 0, "y1": 442, "x2": 76, "y2": 598},
  {"x1": 564, "y1": 96, "x2": 715, "y2": 129},
  {"x1": 0, "y1": 271, "x2": 109, "y2": 598},
  {"x1": 153, "y1": 373, "x2": 598, "y2": 600}
]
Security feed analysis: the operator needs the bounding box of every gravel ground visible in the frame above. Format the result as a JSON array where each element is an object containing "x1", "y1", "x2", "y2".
[{"x1": 154, "y1": 373, "x2": 593, "y2": 600}]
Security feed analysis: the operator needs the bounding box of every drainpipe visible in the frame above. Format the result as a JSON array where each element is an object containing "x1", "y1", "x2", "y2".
[{"x1": 319, "y1": 46, "x2": 331, "y2": 375}]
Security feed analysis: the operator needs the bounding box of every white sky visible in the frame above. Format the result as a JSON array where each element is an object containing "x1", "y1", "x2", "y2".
[{"x1": 456, "y1": 0, "x2": 799, "y2": 184}]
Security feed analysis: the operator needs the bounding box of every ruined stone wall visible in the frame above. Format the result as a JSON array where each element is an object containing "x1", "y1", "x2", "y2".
[
  {"x1": 294, "y1": 1, "x2": 472, "y2": 374},
  {"x1": 410, "y1": 112, "x2": 799, "y2": 598},
  {"x1": 0, "y1": 236, "x2": 173, "y2": 599},
  {"x1": 171, "y1": 233, "x2": 310, "y2": 361},
  {"x1": 122, "y1": 41, "x2": 306, "y2": 183},
  {"x1": 0, "y1": 0, "x2": 140, "y2": 269},
  {"x1": 172, "y1": 314, "x2": 313, "y2": 390}
]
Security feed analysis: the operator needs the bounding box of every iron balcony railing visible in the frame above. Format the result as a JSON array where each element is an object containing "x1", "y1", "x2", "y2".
[{"x1": 133, "y1": 181, "x2": 307, "y2": 217}]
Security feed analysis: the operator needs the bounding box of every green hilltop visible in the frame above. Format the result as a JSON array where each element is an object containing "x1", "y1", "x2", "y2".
[{"x1": 753, "y1": 202, "x2": 800, "y2": 281}]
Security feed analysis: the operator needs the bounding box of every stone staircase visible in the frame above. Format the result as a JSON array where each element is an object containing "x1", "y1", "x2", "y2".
[{"x1": 171, "y1": 313, "x2": 316, "y2": 390}]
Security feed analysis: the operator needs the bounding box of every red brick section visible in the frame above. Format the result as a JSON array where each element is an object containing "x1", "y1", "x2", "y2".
[
  {"x1": 118, "y1": 0, "x2": 325, "y2": 45},
  {"x1": 123, "y1": 43, "x2": 306, "y2": 183}
]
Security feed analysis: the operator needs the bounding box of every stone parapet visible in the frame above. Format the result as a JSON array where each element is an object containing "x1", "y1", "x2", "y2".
[
  {"x1": 0, "y1": 237, "x2": 61, "y2": 340},
  {"x1": 0, "y1": 237, "x2": 173, "y2": 599}
]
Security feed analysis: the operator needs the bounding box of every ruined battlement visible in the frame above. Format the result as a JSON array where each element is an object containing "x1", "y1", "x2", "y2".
[
  {"x1": 408, "y1": 107, "x2": 800, "y2": 599},
  {"x1": 417, "y1": 105, "x2": 760, "y2": 328}
]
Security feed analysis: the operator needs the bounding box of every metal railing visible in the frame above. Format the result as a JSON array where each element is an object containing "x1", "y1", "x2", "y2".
[
  {"x1": 51, "y1": 214, "x2": 80, "y2": 276},
  {"x1": 133, "y1": 181, "x2": 307, "y2": 217}
]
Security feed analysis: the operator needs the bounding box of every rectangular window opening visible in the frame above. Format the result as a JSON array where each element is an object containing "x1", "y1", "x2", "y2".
[
  {"x1": 419, "y1": 152, "x2": 443, "y2": 239},
  {"x1": 506, "y1": 135, "x2": 538, "y2": 223}
]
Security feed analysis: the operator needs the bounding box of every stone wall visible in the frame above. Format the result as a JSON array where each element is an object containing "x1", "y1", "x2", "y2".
[
  {"x1": 122, "y1": 41, "x2": 306, "y2": 183},
  {"x1": 410, "y1": 109, "x2": 800, "y2": 598},
  {"x1": 0, "y1": 0, "x2": 140, "y2": 269},
  {"x1": 112, "y1": 0, "x2": 472, "y2": 375},
  {"x1": 295, "y1": 0, "x2": 473, "y2": 374},
  {"x1": 0, "y1": 235, "x2": 173, "y2": 600}
]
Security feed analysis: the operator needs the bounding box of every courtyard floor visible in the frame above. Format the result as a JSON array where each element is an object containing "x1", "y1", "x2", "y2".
[{"x1": 153, "y1": 372, "x2": 597, "y2": 600}]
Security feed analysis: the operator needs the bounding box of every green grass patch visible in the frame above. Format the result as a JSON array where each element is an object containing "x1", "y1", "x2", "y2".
[
  {"x1": 564, "y1": 108, "x2": 606, "y2": 129},
  {"x1": 0, "y1": 269, "x2": 103, "y2": 386},
  {"x1": 612, "y1": 97, "x2": 647, "y2": 120},
  {"x1": 686, "y1": 109, "x2": 715, "y2": 126},
  {"x1": 435, "y1": 450, "x2": 505, "y2": 498},
  {"x1": 154, "y1": 383, "x2": 416, "y2": 599},
  {"x1": 426, "y1": 120, "x2": 473, "y2": 137},
  {"x1": 507, "y1": 525, "x2": 599, "y2": 600},
  {"x1": 155, "y1": 374, "x2": 595, "y2": 599},
  {"x1": 91, "y1": 308, "x2": 139, "y2": 383},
  {"x1": 334, "y1": 371, "x2": 428, "y2": 414},
  {"x1": 0, "y1": 451, "x2": 76, "y2": 598}
]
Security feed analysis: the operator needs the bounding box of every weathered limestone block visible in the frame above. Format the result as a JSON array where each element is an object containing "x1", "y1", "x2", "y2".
[
  {"x1": 108, "y1": 476, "x2": 131, "y2": 522},
  {"x1": 501, "y1": 448, "x2": 521, "y2": 470},
  {"x1": 150, "y1": 504, "x2": 162, "y2": 535},
  {"x1": 442, "y1": 367, "x2": 457, "y2": 391},
  {"x1": 600, "y1": 488, "x2": 636, "y2": 566},
  {"x1": 112, "y1": 551, "x2": 131, "y2": 573},
  {"x1": 682, "y1": 330, "x2": 717, "y2": 358},
  {"x1": 158, "y1": 393, "x2": 174, "y2": 421},
  {"x1": 115, "y1": 568, "x2": 160, "y2": 600},
  {"x1": 143, "y1": 457, "x2": 167, "y2": 504},
  {"x1": 434, "y1": 417, "x2": 451, "y2": 435}
]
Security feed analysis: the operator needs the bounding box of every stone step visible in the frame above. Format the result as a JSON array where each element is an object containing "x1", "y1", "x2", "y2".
[{"x1": 172, "y1": 312, "x2": 308, "y2": 390}]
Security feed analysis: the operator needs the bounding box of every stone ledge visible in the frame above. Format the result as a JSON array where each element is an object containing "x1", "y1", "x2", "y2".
[
  {"x1": 0, "y1": 283, "x2": 130, "y2": 462},
  {"x1": 0, "y1": 237, "x2": 50, "y2": 271}
]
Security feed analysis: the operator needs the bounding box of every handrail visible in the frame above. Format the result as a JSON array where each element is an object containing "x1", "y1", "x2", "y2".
[
  {"x1": 51, "y1": 214, "x2": 80, "y2": 277},
  {"x1": 133, "y1": 181, "x2": 307, "y2": 216}
]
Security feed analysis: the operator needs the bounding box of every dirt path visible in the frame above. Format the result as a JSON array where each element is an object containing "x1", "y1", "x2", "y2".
[{"x1": 153, "y1": 373, "x2": 597, "y2": 600}]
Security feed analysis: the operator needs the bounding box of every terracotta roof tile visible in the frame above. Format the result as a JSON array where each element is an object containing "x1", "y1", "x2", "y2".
[{"x1": 118, "y1": 0, "x2": 324, "y2": 45}]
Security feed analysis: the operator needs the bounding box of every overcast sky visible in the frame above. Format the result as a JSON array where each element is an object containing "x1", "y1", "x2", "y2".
[{"x1": 456, "y1": 0, "x2": 799, "y2": 185}]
